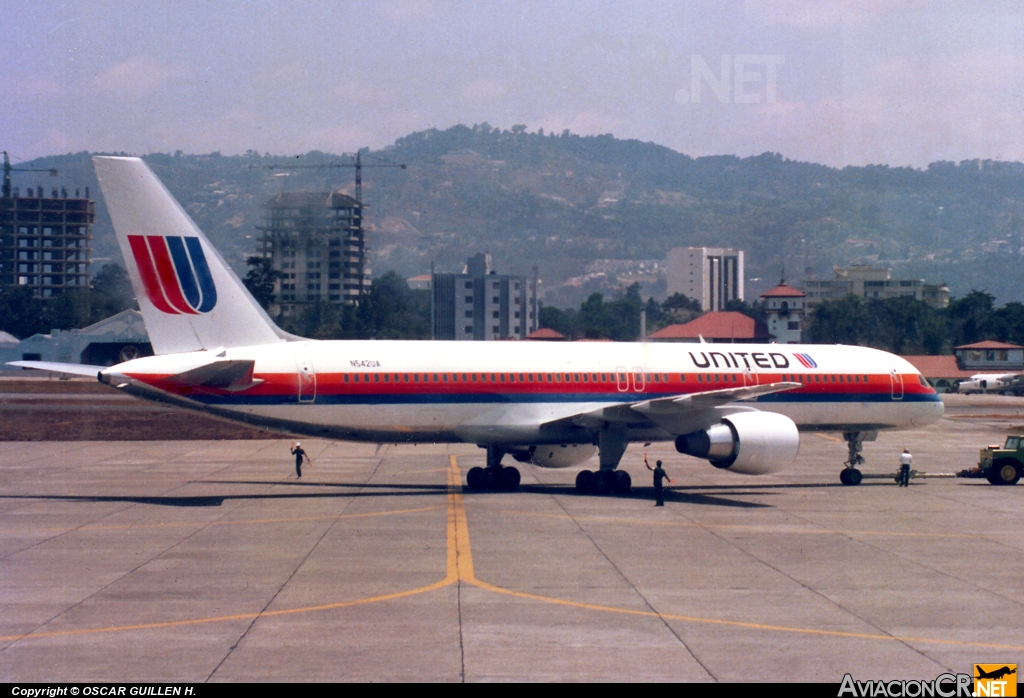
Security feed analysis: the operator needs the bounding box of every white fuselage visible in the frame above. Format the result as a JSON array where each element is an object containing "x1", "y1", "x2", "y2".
[{"x1": 107, "y1": 339, "x2": 944, "y2": 445}]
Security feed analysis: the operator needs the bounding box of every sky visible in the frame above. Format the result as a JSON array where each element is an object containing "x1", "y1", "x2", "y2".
[{"x1": 4, "y1": 0, "x2": 1024, "y2": 168}]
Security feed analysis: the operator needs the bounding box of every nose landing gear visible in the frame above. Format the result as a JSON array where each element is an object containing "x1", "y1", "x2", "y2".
[{"x1": 840, "y1": 431, "x2": 876, "y2": 486}]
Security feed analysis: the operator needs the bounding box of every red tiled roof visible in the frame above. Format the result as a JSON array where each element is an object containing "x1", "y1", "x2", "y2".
[
  {"x1": 902, "y1": 355, "x2": 975, "y2": 379},
  {"x1": 760, "y1": 282, "x2": 806, "y2": 298},
  {"x1": 954, "y1": 340, "x2": 1024, "y2": 350},
  {"x1": 648, "y1": 311, "x2": 770, "y2": 340},
  {"x1": 525, "y1": 328, "x2": 566, "y2": 340}
]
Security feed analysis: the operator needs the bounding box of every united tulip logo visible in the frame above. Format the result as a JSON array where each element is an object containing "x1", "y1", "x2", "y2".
[
  {"x1": 129, "y1": 235, "x2": 217, "y2": 315},
  {"x1": 793, "y1": 352, "x2": 818, "y2": 369}
]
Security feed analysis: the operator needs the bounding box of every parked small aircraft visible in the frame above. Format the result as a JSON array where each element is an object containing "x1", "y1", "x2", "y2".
[{"x1": 958, "y1": 372, "x2": 1024, "y2": 395}]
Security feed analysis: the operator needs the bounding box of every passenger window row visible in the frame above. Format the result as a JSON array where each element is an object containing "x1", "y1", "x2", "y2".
[
  {"x1": 780, "y1": 374, "x2": 871, "y2": 384},
  {"x1": 339, "y1": 372, "x2": 679, "y2": 385}
]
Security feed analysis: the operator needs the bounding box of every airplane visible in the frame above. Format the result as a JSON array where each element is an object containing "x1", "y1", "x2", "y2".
[
  {"x1": 957, "y1": 372, "x2": 1024, "y2": 395},
  {"x1": 8, "y1": 156, "x2": 945, "y2": 493},
  {"x1": 975, "y1": 666, "x2": 1016, "y2": 681}
]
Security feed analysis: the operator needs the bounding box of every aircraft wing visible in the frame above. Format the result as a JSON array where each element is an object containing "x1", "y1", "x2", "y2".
[
  {"x1": 632, "y1": 382, "x2": 802, "y2": 413},
  {"x1": 542, "y1": 381, "x2": 802, "y2": 432},
  {"x1": 6, "y1": 360, "x2": 106, "y2": 377}
]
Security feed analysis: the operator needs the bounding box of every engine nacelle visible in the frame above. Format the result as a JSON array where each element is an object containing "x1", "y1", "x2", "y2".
[
  {"x1": 674, "y1": 411, "x2": 799, "y2": 475},
  {"x1": 526, "y1": 444, "x2": 597, "y2": 469}
]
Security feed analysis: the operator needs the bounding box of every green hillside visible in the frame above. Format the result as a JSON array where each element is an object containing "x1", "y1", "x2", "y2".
[{"x1": 12, "y1": 125, "x2": 1024, "y2": 305}]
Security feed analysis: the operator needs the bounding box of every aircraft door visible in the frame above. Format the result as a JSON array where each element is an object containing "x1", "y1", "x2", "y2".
[
  {"x1": 632, "y1": 366, "x2": 646, "y2": 392},
  {"x1": 615, "y1": 366, "x2": 629, "y2": 392},
  {"x1": 296, "y1": 356, "x2": 316, "y2": 403},
  {"x1": 890, "y1": 368, "x2": 904, "y2": 401}
]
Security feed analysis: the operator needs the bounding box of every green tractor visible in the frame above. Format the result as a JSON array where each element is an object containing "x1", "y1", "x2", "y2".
[{"x1": 975, "y1": 434, "x2": 1024, "y2": 485}]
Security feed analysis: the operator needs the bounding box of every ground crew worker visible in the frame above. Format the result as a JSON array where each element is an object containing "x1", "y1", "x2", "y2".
[
  {"x1": 898, "y1": 448, "x2": 912, "y2": 487},
  {"x1": 291, "y1": 442, "x2": 310, "y2": 478},
  {"x1": 645, "y1": 453, "x2": 673, "y2": 506}
]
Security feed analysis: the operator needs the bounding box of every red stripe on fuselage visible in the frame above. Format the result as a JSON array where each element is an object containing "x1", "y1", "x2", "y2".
[{"x1": 129, "y1": 371, "x2": 933, "y2": 401}]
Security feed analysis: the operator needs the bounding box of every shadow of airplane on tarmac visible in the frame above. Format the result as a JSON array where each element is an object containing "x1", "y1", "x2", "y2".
[{"x1": 0, "y1": 476, "x2": 865, "y2": 509}]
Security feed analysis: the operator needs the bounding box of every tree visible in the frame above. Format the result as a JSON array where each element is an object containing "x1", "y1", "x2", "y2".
[
  {"x1": 724, "y1": 298, "x2": 766, "y2": 324},
  {"x1": 604, "y1": 284, "x2": 644, "y2": 341},
  {"x1": 89, "y1": 263, "x2": 136, "y2": 322},
  {"x1": 43, "y1": 289, "x2": 91, "y2": 331},
  {"x1": 805, "y1": 296, "x2": 871, "y2": 345},
  {"x1": 538, "y1": 305, "x2": 574, "y2": 336},
  {"x1": 660, "y1": 292, "x2": 702, "y2": 326},
  {"x1": 946, "y1": 290, "x2": 995, "y2": 347},
  {"x1": 243, "y1": 256, "x2": 282, "y2": 310},
  {"x1": 359, "y1": 271, "x2": 430, "y2": 339},
  {"x1": 0, "y1": 287, "x2": 45, "y2": 339}
]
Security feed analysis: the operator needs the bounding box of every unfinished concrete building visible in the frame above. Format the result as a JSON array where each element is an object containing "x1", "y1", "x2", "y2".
[
  {"x1": 258, "y1": 191, "x2": 368, "y2": 317},
  {"x1": 0, "y1": 186, "x2": 94, "y2": 297}
]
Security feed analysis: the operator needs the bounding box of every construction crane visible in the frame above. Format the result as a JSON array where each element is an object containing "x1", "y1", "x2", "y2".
[
  {"x1": 253, "y1": 152, "x2": 407, "y2": 304},
  {"x1": 257, "y1": 151, "x2": 406, "y2": 203},
  {"x1": 3, "y1": 151, "x2": 59, "y2": 198}
]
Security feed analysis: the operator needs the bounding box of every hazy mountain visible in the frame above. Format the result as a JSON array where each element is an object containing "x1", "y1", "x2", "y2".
[{"x1": 11, "y1": 125, "x2": 1024, "y2": 306}]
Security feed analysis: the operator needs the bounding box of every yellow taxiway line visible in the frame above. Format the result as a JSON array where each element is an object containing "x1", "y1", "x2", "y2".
[{"x1": 3, "y1": 455, "x2": 1021, "y2": 653}]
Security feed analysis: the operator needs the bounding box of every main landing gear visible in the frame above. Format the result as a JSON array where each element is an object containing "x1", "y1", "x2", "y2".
[
  {"x1": 575, "y1": 469, "x2": 631, "y2": 495},
  {"x1": 466, "y1": 445, "x2": 521, "y2": 492},
  {"x1": 575, "y1": 426, "x2": 632, "y2": 495},
  {"x1": 839, "y1": 431, "x2": 875, "y2": 486}
]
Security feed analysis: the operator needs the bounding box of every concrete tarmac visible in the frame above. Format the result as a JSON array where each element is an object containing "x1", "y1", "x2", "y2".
[{"x1": 1, "y1": 395, "x2": 1022, "y2": 682}]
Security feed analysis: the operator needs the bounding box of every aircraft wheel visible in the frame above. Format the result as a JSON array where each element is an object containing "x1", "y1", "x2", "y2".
[
  {"x1": 499, "y1": 466, "x2": 521, "y2": 491},
  {"x1": 594, "y1": 470, "x2": 616, "y2": 495},
  {"x1": 575, "y1": 469, "x2": 594, "y2": 494},
  {"x1": 840, "y1": 468, "x2": 862, "y2": 486},
  {"x1": 466, "y1": 466, "x2": 487, "y2": 491},
  {"x1": 613, "y1": 470, "x2": 632, "y2": 494},
  {"x1": 988, "y1": 460, "x2": 1021, "y2": 486}
]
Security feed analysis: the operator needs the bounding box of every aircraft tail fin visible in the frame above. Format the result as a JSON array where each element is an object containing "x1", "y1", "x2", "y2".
[{"x1": 93, "y1": 156, "x2": 289, "y2": 354}]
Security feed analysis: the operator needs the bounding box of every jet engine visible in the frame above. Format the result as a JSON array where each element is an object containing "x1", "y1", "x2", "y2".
[
  {"x1": 674, "y1": 411, "x2": 799, "y2": 475},
  {"x1": 520, "y1": 444, "x2": 597, "y2": 469}
]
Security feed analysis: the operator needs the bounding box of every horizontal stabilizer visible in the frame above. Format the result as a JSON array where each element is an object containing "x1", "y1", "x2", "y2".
[
  {"x1": 6, "y1": 361, "x2": 105, "y2": 377},
  {"x1": 163, "y1": 360, "x2": 263, "y2": 392}
]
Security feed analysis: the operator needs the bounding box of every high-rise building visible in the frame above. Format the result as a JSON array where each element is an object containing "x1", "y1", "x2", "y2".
[
  {"x1": 666, "y1": 247, "x2": 744, "y2": 311},
  {"x1": 257, "y1": 191, "x2": 367, "y2": 317},
  {"x1": 0, "y1": 187, "x2": 93, "y2": 297},
  {"x1": 432, "y1": 253, "x2": 537, "y2": 340}
]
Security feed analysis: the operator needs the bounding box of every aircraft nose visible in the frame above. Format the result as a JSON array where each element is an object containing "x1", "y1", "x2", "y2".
[{"x1": 913, "y1": 398, "x2": 945, "y2": 427}]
